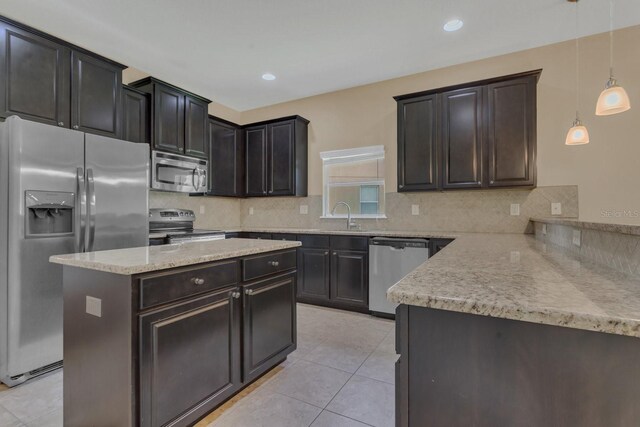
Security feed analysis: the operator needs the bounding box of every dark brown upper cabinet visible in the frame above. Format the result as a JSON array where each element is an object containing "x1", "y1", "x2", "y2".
[
  {"x1": 207, "y1": 116, "x2": 244, "y2": 197},
  {"x1": 130, "y1": 77, "x2": 211, "y2": 159},
  {"x1": 122, "y1": 86, "x2": 149, "y2": 144},
  {"x1": 486, "y1": 75, "x2": 537, "y2": 187},
  {"x1": 397, "y1": 94, "x2": 439, "y2": 191},
  {"x1": 0, "y1": 17, "x2": 125, "y2": 137},
  {"x1": 245, "y1": 125, "x2": 268, "y2": 197},
  {"x1": 185, "y1": 95, "x2": 208, "y2": 159},
  {"x1": 441, "y1": 86, "x2": 483, "y2": 189},
  {"x1": 395, "y1": 69, "x2": 541, "y2": 192},
  {"x1": 244, "y1": 116, "x2": 308, "y2": 198},
  {"x1": 71, "y1": 51, "x2": 122, "y2": 138}
]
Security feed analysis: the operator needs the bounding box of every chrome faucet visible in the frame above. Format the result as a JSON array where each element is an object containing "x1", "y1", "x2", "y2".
[{"x1": 331, "y1": 201, "x2": 360, "y2": 230}]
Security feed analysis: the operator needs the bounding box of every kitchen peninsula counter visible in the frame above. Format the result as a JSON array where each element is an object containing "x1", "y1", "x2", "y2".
[
  {"x1": 390, "y1": 232, "x2": 640, "y2": 427},
  {"x1": 387, "y1": 233, "x2": 640, "y2": 338}
]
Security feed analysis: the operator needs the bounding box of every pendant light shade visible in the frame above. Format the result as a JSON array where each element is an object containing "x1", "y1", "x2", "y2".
[
  {"x1": 595, "y1": 78, "x2": 631, "y2": 115},
  {"x1": 565, "y1": 0, "x2": 589, "y2": 146},
  {"x1": 565, "y1": 118, "x2": 590, "y2": 145},
  {"x1": 596, "y1": 0, "x2": 631, "y2": 116}
]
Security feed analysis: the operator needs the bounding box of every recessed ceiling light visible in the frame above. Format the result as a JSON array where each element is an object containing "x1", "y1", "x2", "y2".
[
  {"x1": 262, "y1": 73, "x2": 276, "y2": 81},
  {"x1": 443, "y1": 19, "x2": 464, "y2": 32}
]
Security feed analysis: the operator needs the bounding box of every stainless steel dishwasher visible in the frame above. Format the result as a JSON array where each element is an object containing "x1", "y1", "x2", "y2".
[{"x1": 369, "y1": 237, "x2": 429, "y2": 316}]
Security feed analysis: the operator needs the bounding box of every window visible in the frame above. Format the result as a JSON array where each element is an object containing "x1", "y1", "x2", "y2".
[{"x1": 321, "y1": 145, "x2": 385, "y2": 218}]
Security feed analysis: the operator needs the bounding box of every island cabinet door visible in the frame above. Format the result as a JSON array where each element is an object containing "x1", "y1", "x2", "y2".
[
  {"x1": 242, "y1": 273, "x2": 297, "y2": 383},
  {"x1": 139, "y1": 288, "x2": 241, "y2": 427}
]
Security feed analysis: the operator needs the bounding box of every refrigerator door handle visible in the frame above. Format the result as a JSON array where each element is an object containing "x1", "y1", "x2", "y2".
[
  {"x1": 86, "y1": 168, "x2": 96, "y2": 252},
  {"x1": 75, "y1": 167, "x2": 86, "y2": 253}
]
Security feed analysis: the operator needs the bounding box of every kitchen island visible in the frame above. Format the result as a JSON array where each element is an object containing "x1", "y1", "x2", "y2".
[
  {"x1": 50, "y1": 238, "x2": 301, "y2": 427},
  {"x1": 388, "y1": 233, "x2": 640, "y2": 427}
]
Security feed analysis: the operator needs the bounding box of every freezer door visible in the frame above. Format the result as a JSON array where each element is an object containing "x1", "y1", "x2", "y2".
[
  {"x1": 85, "y1": 134, "x2": 149, "y2": 252},
  {"x1": 1, "y1": 116, "x2": 84, "y2": 380}
]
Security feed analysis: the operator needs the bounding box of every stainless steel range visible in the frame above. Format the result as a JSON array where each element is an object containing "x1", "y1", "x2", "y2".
[{"x1": 149, "y1": 208, "x2": 225, "y2": 245}]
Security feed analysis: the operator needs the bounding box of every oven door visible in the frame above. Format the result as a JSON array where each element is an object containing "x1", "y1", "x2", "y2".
[{"x1": 151, "y1": 151, "x2": 208, "y2": 193}]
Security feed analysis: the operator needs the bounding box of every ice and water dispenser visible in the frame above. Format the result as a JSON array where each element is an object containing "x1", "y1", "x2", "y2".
[{"x1": 25, "y1": 191, "x2": 74, "y2": 237}]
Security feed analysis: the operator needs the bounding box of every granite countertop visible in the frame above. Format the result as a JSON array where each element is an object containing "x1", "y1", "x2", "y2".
[
  {"x1": 387, "y1": 233, "x2": 640, "y2": 338},
  {"x1": 531, "y1": 217, "x2": 640, "y2": 236},
  {"x1": 50, "y1": 238, "x2": 301, "y2": 275}
]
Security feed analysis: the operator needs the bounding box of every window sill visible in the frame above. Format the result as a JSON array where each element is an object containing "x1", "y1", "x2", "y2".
[{"x1": 320, "y1": 215, "x2": 388, "y2": 220}]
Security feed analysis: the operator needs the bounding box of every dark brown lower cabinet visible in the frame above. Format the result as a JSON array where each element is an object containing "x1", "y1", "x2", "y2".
[
  {"x1": 396, "y1": 305, "x2": 640, "y2": 427},
  {"x1": 331, "y1": 250, "x2": 368, "y2": 309},
  {"x1": 297, "y1": 248, "x2": 331, "y2": 300},
  {"x1": 139, "y1": 289, "x2": 241, "y2": 427},
  {"x1": 295, "y1": 234, "x2": 369, "y2": 312},
  {"x1": 242, "y1": 273, "x2": 297, "y2": 383},
  {"x1": 62, "y1": 249, "x2": 297, "y2": 427}
]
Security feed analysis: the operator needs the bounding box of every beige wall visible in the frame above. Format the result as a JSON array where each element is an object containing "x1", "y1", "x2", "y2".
[{"x1": 239, "y1": 26, "x2": 640, "y2": 225}]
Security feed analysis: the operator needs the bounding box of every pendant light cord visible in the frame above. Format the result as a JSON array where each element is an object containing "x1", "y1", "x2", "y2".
[
  {"x1": 575, "y1": 0, "x2": 580, "y2": 122},
  {"x1": 609, "y1": 0, "x2": 614, "y2": 79}
]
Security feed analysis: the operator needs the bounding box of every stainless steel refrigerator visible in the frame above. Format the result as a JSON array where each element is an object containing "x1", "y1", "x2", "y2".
[{"x1": 0, "y1": 116, "x2": 149, "y2": 386}]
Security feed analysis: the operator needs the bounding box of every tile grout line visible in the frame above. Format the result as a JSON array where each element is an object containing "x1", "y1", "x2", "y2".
[{"x1": 323, "y1": 408, "x2": 377, "y2": 427}]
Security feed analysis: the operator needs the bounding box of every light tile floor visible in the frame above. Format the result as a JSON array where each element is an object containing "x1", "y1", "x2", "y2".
[{"x1": 0, "y1": 303, "x2": 396, "y2": 427}]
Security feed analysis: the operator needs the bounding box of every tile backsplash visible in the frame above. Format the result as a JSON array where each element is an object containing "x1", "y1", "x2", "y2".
[
  {"x1": 150, "y1": 185, "x2": 578, "y2": 234},
  {"x1": 533, "y1": 221, "x2": 640, "y2": 277},
  {"x1": 149, "y1": 191, "x2": 242, "y2": 229},
  {"x1": 239, "y1": 186, "x2": 579, "y2": 233}
]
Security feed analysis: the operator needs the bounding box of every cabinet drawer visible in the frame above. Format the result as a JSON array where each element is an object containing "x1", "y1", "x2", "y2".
[
  {"x1": 242, "y1": 250, "x2": 297, "y2": 282},
  {"x1": 330, "y1": 235, "x2": 369, "y2": 251},
  {"x1": 139, "y1": 260, "x2": 238, "y2": 310},
  {"x1": 298, "y1": 234, "x2": 330, "y2": 248}
]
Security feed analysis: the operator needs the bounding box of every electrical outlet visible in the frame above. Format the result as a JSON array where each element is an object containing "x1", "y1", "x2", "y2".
[
  {"x1": 86, "y1": 296, "x2": 102, "y2": 318},
  {"x1": 551, "y1": 203, "x2": 562, "y2": 215},
  {"x1": 542, "y1": 224, "x2": 547, "y2": 235},
  {"x1": 199, "y1": 205, "x2": 205, "y2": 214},
  {"x1": 411, "y1": 205, "x2": 419, "y2": 216},
  {"x1": 249, "y1": 207, "x2": 254, "y2": 215},
  {"x1": 572, "y1": 229, "x2": 581, "y2": 247},
  {"x1": 510, "y1": 204, "x2": 520, "y2": 216},
  {"x1": 299, "y1": 205, "x2": 309, "y2": 215}
]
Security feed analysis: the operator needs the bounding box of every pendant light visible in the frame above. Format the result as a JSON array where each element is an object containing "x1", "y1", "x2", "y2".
[
  {"x1": 566, "y1": 0, "x2": 590, "y2": 146},
  {"x1": 595, "y1": 0, "x2": 631, "y2": 116}
]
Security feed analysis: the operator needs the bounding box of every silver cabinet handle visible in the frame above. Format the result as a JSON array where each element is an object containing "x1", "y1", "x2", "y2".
[
  {"x1": 324, "y1": 251, "x2": 329, "y2": 255},
  {"x1": 490, "y1": 180, "x2": 494, "y2": 184},
  {"x1": 73, "y1": 125, "x2": 79, "y2": 130},
  {"x1": 268, "y1": 260, "x2": 280, "y2": 267},
  {"x1": 245, "y1": 289, "x2": 254, "y2": 296},
  {"x1": 477, "y1": 181, "x2": 481, "y2": 185},
  {"x1": 58, "y1": 121, "x2": 64, "y2": 127},
  {"x1": 333, "y1": 252, "x2": 337, "y2": 255},
  {"x1": 231, "y1": 291, "x2": 241, "y2": 299},
  {"x1": 399, "y1": 184, "x2": 404, "y2": 188},
  {"x1": 191, "y1": 277, "x2": 205, "y2": 285}
]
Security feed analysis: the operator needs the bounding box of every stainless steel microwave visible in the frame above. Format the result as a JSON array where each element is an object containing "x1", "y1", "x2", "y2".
[{"x1": 151, "y1": 151, "x2": 208, "y2": 193}]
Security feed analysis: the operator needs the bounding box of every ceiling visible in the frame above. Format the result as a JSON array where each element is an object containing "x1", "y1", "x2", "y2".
[{"x1": 2, "y1": 0, "x2": 640, "y2": 111}]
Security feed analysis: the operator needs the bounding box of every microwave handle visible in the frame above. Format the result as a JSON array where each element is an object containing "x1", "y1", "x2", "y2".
[{"x1": 192, "y1": 168, "x2": 205, "y2": 192}]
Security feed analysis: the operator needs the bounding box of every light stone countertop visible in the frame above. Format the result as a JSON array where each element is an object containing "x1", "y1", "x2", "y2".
[
  {"x1": 387, "y1": 233, "x2": 640, "y2": 338},
  {"x1": 50, "y1": 238, "x2": 301, "y2": 275},
  {"x1": 531, "y1": 217, "x2": 640, "y2": 236}
]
